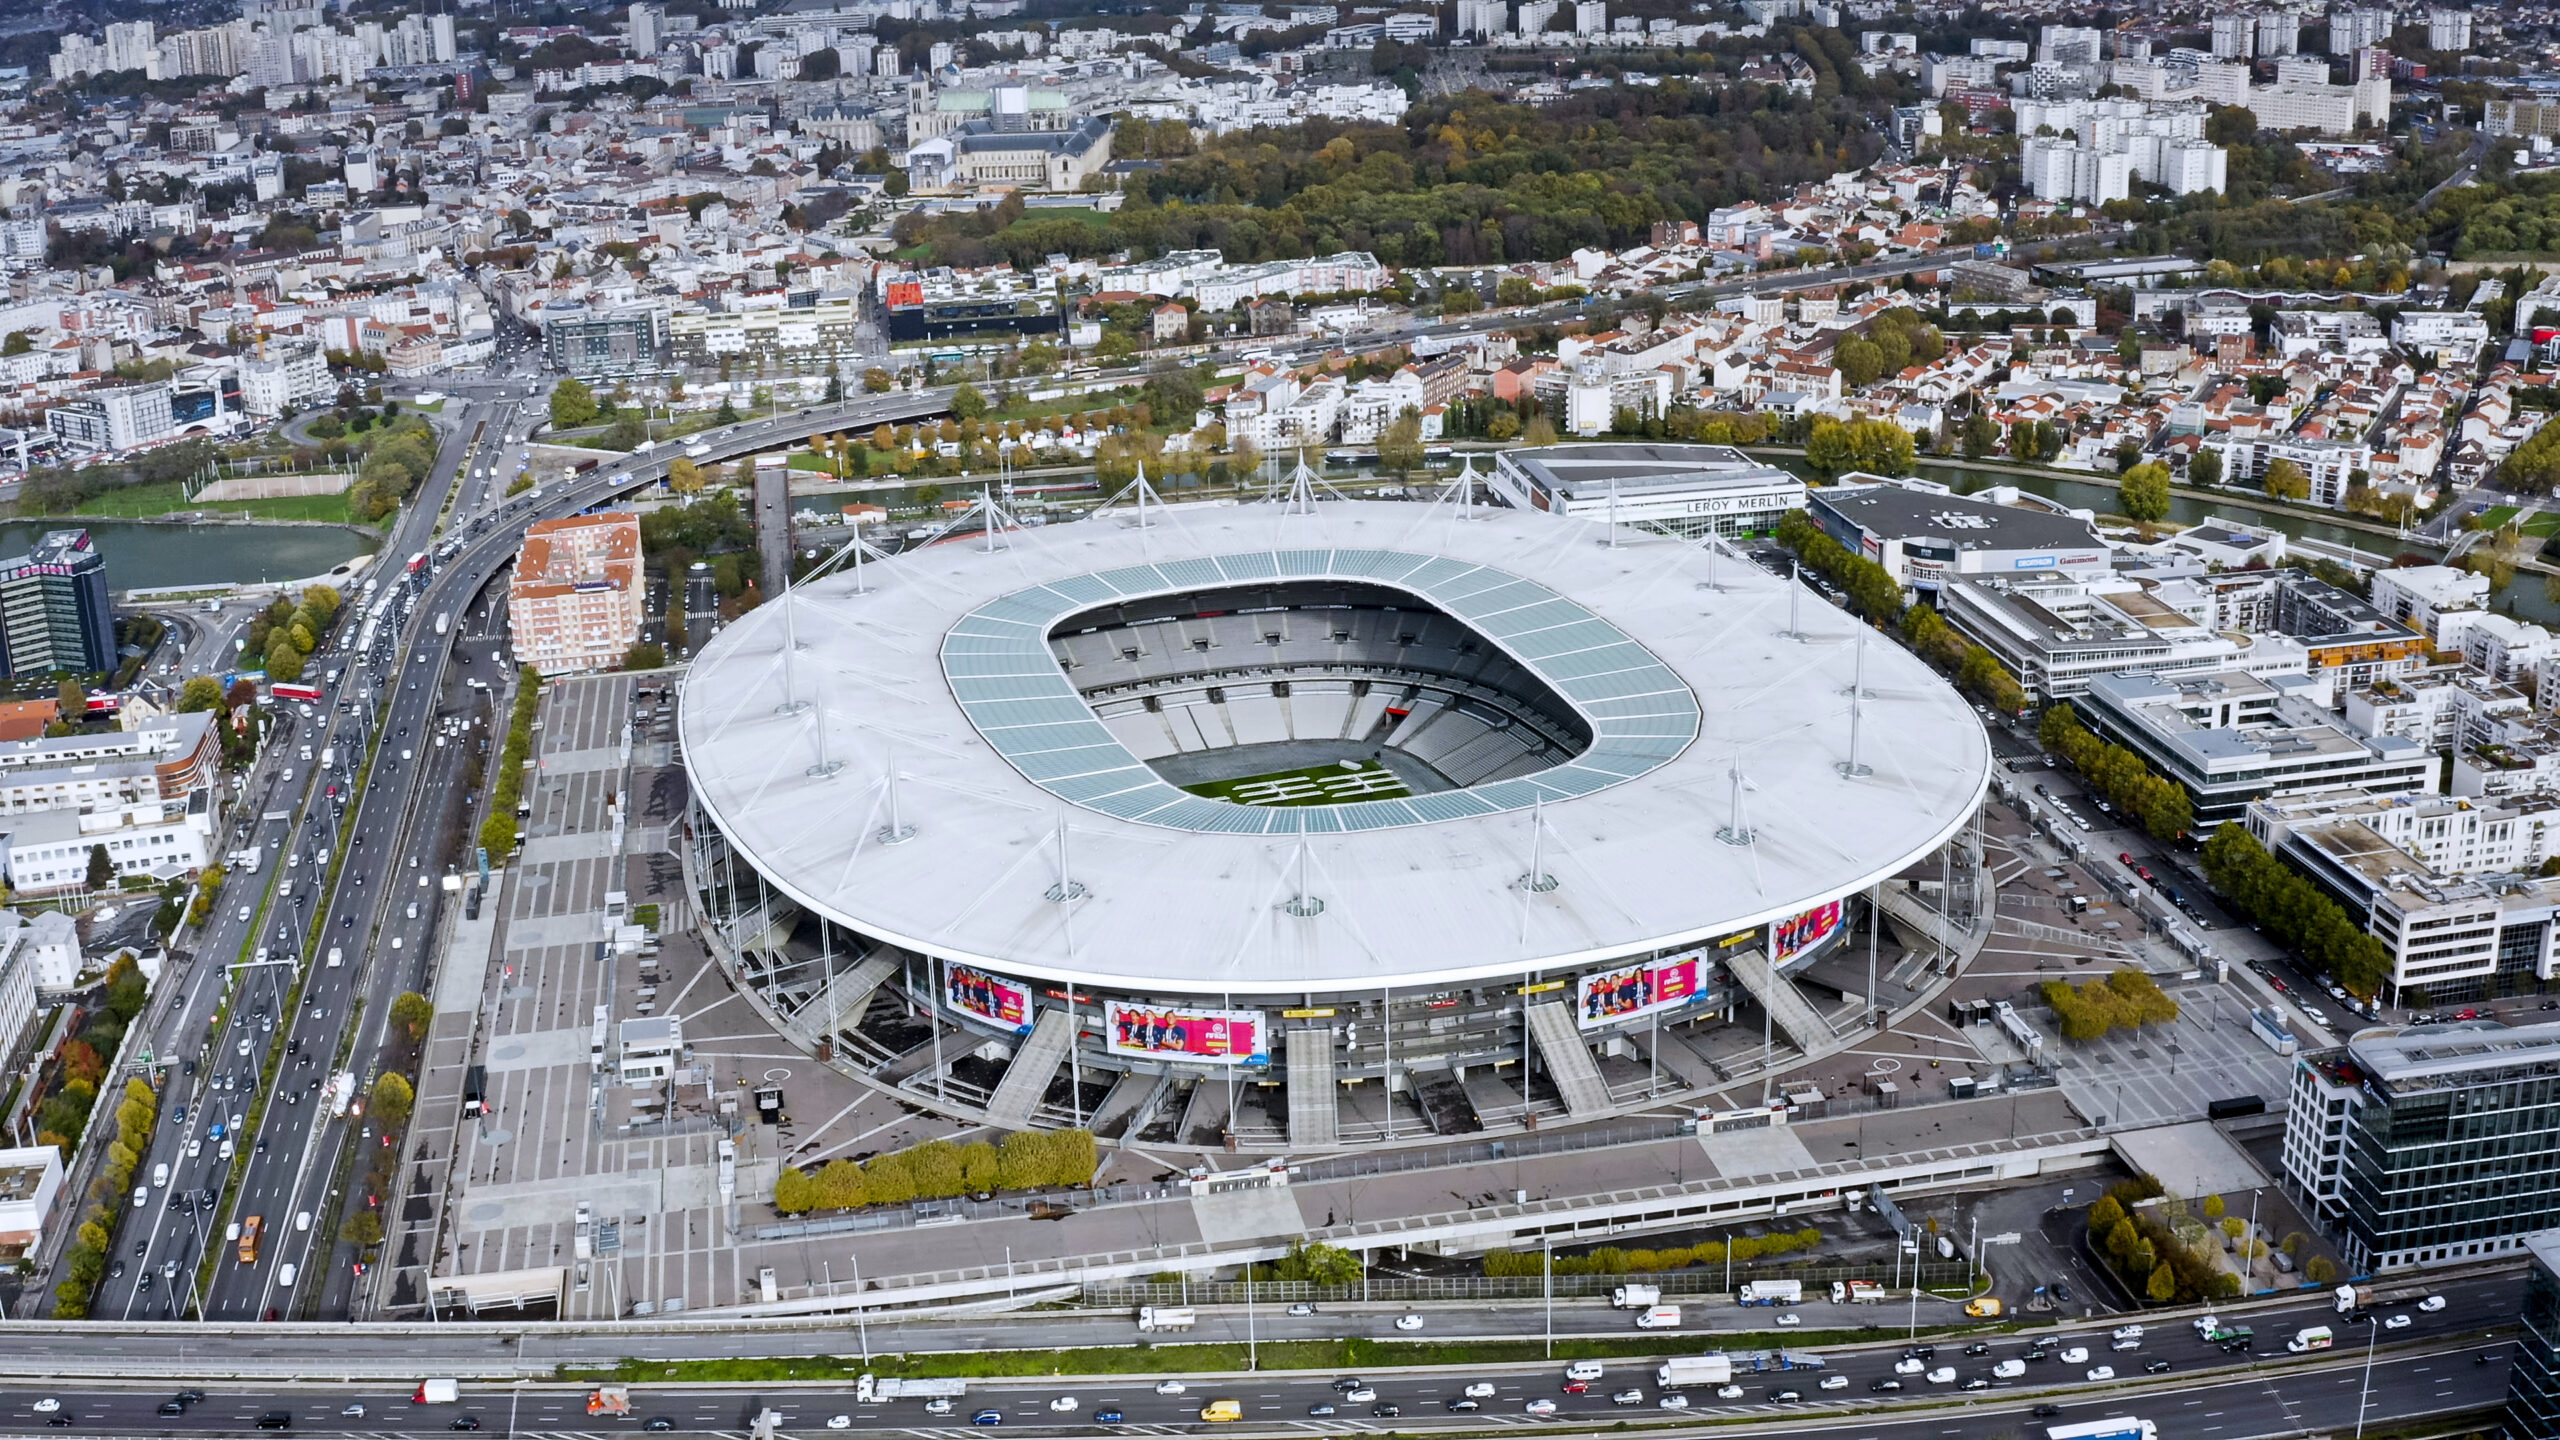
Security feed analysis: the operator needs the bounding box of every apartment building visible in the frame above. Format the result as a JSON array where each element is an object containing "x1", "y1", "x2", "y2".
[{"x1": 509, "y1": 513, "x2": 645, "y2": 677}]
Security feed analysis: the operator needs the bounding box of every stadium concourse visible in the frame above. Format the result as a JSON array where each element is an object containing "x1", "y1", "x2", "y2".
[{"x1": 675, "y1": 483, "x2": 1995, "y2": 1153}]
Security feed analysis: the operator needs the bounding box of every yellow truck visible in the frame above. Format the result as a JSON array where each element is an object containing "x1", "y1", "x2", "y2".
[{"x1": 1964, "y1": 1297, "x2": 2005, "y2": 1318}]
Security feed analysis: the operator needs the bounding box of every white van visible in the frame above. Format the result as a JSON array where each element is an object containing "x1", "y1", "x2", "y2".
[
  {"x1": 225, "y1": 1221, "x2": 242, "y2": 1243},
  {"x1": 406, "y1": 903, "x2": 418, "y2": 920},
  {"x1": 1565, "y1": 1362, "x2": 1606, "y2": 1382},
  {"x1": 278, "y1": 1262, "x2": 297, "y2": 1288},
  {"x1": 1635, "y1": 1306, "x2": 1682, "y2": 1330},
  {"x1": 326, "y1": 947, "x2": 343, "y2": 968},
  {"x1": 152, "y1": 1162, "x2": 168, "y2": 1188}
]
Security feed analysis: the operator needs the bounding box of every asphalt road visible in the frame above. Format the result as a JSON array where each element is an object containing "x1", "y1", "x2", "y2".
[
  {"x1": 0, "y1": 1333, "x2": 2510, "y2": 1436},
  {"x1": 88, "y1": 381, "x2": 966, "y2": 1325}
]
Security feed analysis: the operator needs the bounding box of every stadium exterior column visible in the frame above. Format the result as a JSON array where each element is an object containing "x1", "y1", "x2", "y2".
[{"x1": 1381, "y1": 985, "x2": 1394, "y2": 1140}]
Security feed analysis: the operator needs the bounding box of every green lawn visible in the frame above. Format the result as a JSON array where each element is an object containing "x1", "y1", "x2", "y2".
[
  {"x1": 1182, "y1": 759, "x2": 1410, "y2": 807},
  {"x1": 69, "y1": 479, "x2": 352, "y2": 523},
  {"x1": 2522, "y1": 511, "x2": 2560, "y2": 539},
  {"x1": 2479, "y1": 505, "x2": 2522, "y2": 529}
]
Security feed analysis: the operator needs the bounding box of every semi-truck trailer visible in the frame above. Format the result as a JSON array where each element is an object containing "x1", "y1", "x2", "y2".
[
  {"x1": 1738, "y1": 1280, "x2": 1802, "y2": 1305},
  {"x1": 1654, "y1": 1356, "x2": 1735, "y2": 1389},
  {"x1": 854, "y1": 1378, "x2": 968, "y2": 1404}
]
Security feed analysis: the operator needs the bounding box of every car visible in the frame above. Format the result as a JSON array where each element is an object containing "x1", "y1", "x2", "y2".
[
  {"x1": 1610, "y1": 1390, "x2": 1645, "y2": 1406},
  {"x1": 109, "y1": 1260, "x2": 123, "y2": 1279},
  {"x1": 1559, "y1": 1381, "x2": 1589, "y2": 1395},
  {"x1": 1868, "y1": 1380, "x2": 1904, "y2": 1393},
  {"x1": 1048, "y1": 1399, "x2": 1078, "y2": 1415},
  {"x1": 2420, "y1": 1295, "x2": 2449, "y2": 1312},
  {"x1": 341, "y1": 1407, "x2": 365, "y2": 1419},
  {"x1": 2145, "y1": 1361, "x2": 2173, "y2": 1375},
  {"x1": 1523, "y1": 1399, "x2": 1558, "y2": 1418},
  {"x1": 33, "y1": 1401, "x2": 60, "y2": 1414},
  {"x1": 2031, "y1": 1405, "x2": 2064, "y2": 1419},
  {"x1": 1714, "y1": 1386, "x2": 1745, "y2": 1400},
  {"x1": 159, "y1": 1403, "x2": 187, "y2": 1417},
  {"x1": 1287, "y1": 1303, "x2": 1318, "y2": 1316},
  {"x1": 1446, "y1": 1399, "x2": 1481, "y2": 1413},
  {"x1": 970, "y1": 1411, "x2": 1003, "y2": 1426},
  {"x1": 827, "y1": 1417, "x2": 853, "y2": 1430},
  {"x1": 450, "y1": 1421, "x2": 482, "y2": 1432},
  {"x1": 256, "y1": 1418, "x2": 292, "y2": 1433},
  {"x1": 1926, "y1": 1368, "x2": 1957, "y2": 1385},
  {"x1": 1344, "y1": 1389, "x2": 1377, "y2": 1405},
  {"x1": 1765, "y1": 1390, "x2": 1800, "y2": 1404},
  {"x1": 1370, "y1": 1406, "x2": 1400, "y2": 1419},
  {"x1": 1394, "y1": 1313, "x2": 1424, "y2": 1331},
  {"x1": 2084, "y1": 1367, "x2": 2115, "y2": 1383},
  {"x1": 2119, "y1": 851, "x2": 2133, "y2": 864},
  {"x1": 2052, "y1": 1281, "x2": 2074, "y2": 1305},
  {"x1": 1819, "y1": 1375, "x2": 1850, "y2": 1391},
  {"x1": 643, "y1": 1420, "x2": 677, "y2": 1432},
  {"x1": 2269, "y1": 977, "x2": 2288, "y2": 993},
  {"x1": 924, "y1": 1400, "x2": 955, "y2": 1417},
  {"x1": 1463, "y1": 1384, "x2": 1497, "y2": 1399},
  {"x1": 2060, "y1": 1348, "x2": 2089, "y2": 1364},
  {"x1": 1964, "y1": 1343, "x2": 1993, "y2": 1357},
  {"x1": 1093, "y1": 1412, "x2": 1123, "y2": 1425},
  {"x1": 1775, "y1": 1313, "x2": 1801, "y2": 1327},
  {"x1": 1893, "y1": 1359, "x2": 1924, "y2": 1375},
  {"x1": 1306, "y1": 1405, "x2": 1335, "y2": 1417},
  {"x1": 1962, "y1": 1379, "x2": 1993, "y2": 1392},
  {"x1": 1904, "y1": 1345, "x2": 1937, "y2": 1360},
  {"x1": 1155, "y1": 1382, "x2": 1188, "y2": 1397},
  {"x1": 2109, "y1": 1339, "x2": 2142, "y2": 1352},
  {"x1": 2385, "y1": 1315, "x2": 2413, "y2": 1330}
]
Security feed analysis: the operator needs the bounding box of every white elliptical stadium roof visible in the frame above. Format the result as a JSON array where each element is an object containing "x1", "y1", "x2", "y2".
[{"x1": 678, "y1": 497, "x2": 1989, "y2": 996}]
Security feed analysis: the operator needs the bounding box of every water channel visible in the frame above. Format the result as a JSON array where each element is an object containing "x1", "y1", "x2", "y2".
[{"x1": 0, "y1": 518, "x2": 380, "y2": 590}]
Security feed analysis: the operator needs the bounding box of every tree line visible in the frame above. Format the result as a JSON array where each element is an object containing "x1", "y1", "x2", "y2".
[
  {"x1": 773, "y1": 1129, "x2": 1098, "y2": 1214},
  {"x1": 2036, "y1": 703, "x2": 2192, "y2": 841},
  {"x1": 1481, "y1": 1227, "x2": 1823, "y2": 1277},
  {"x1": 2201, "y1": 823, "x2": 2390, "y2": 998},
  {"x1": 1773, "y1": 508, "x2": 2029, "y2": 715}
]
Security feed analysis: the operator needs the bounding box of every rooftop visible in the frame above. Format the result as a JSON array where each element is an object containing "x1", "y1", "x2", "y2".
[{"x1": 1817, "y1": 482, "x2": 2105, "y2": 554}]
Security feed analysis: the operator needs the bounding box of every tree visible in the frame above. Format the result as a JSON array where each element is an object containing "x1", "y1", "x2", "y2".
[
  {"x1": 1272, "y1": 1239, "x2": 1365, "y2": 1285},
  {"x1": 667, "y1": 457, "x2": 703, "y2": 494},
  {"x1": 2305, "y1": 1255, "x2": 2338, "y2": 1285},
  {"x1": 824, "y1": 371, "x2": 843, "y2": 404},
  {"x1": 2087, "y1": 1193, "x2": 2127, "y2": 1238},
  {"x1": 715, "y1": 397, "x2": 740, "y2": 425},
  {"x1": 1377, "y1": 409, "x2": 1425, "y2": 482},
  {"x1": 624, "y1": 641, "x2": 668, "y2": 670},
  {"x1": 549, "y1": 376, "x2": 598, "y2": 430},
  {"x1": 2263, "y1": 457, "x2": 2310, "y2": 501},
  {"x1": 863, "y1": 367, "x2": 893, "y2": 393},
  {"x1": 175, "y1": 675, "x2": 224, "y2": 712},
  {"x1": 1523, "y1": 414, "x2": 1559, "y2": 447},
  {"x1": 951, "y1": 382, "x2": 987, "y2": 420},
  {"x1": 2202, "y1": 1193, "x2": 2226, "y2": 1221},
  {"x1": 389, "y1": 991, "x2": 434, "y2": 1045},
  {"x1": 368, "y1": 1071, "x2": 415, "y2": 1128},
  {"x1": 265, "y1": 635, "x2": 305, "y2": 682},
  {"x1": 1835, "y1": 336, "x2": 1884, "y2": 389},
  {"x1": 341, "y1": 1212, "x2": 385, "y2": 1247},
  {"x1": 2147, "y1": 1262, "x2": 2178, "y2": 1302},
  {"x1": 2188, "y1": 449, "x2": 2224, "y2": 488},
  {"x1": 85, "y1": 844, "x2": 113, "y2": 891},
  {"x1": 2118, "y1": 461, "x2": 2172, "y2": 523},
  {"x1": 1960, "y1": 411, "x2": 1999, "y2": 459}
]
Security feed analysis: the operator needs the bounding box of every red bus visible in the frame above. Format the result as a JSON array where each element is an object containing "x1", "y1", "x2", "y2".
[
  {"x1": 405, "y1": 551, "x2": 428, "y2": 575},
  {"x1": 271, "y1": 682, "x2": 323, "y2": 704}
]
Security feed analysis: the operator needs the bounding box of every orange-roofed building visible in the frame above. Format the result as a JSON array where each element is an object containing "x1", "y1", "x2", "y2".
[
  {"x1": 509, "y1": 512, "x2": 645, "y2": 676},
  {"x1": 0, "y1": 699, "x2": 54, "y2": 742}
]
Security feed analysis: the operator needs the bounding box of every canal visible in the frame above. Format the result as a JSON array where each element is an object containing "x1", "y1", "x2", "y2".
[{"x1": 1, "y1": 518, "x2": 380, "y2": 590}]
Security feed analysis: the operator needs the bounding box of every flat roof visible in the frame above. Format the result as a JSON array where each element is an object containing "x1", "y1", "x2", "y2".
[
  {"x1": 1498, "y1": 443, "x2": 1802, "y2": 503},
  {"x1": 678, "y1": 500, "x2": 1990, "y2": 995},
  {"x1": 1818, "y1": 484, "x2": 2103, "y2": 554}
]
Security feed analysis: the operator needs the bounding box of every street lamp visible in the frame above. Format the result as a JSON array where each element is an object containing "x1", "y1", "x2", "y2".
[{"x1": 2355, "y1": 1313, "x2": 2380, "y2": 1439}]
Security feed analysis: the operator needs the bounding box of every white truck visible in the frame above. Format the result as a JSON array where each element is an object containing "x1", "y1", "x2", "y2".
[
  {"x1": 2335, "y1": 1284, "x2": 2376, "y2": 1314},
  {"x1": 232, "y1": 846, "x2": 263, "y2": 874},
  {"x1": 855, "y1": 1377, "x2": 968, "y2": 1404},
  {"x1": 1611, "y1": 1284, "x2": 1662, "y2": 1309},
  {"x1": 436, "y1": 613, "x2": 451, "y2": 636},
  {"x1": 413, "y1": 1380, "x2": 460, "y2": 1405},
  {"x1": 1738, "y1": 1280, "x2": 1803, "y2": 1306},
  {"x1": 1137, "y1": 1306, "x2": 1198, "y2": 1332},
  {"x1": 1654, "y1": 1356, "x2": 1735, "y2": 1389},
  {"x1": 326, "y1": 1071, "x2": 358, "y2": 1118},
  {"x1": 1635, "y1": 1305, "x2": 1683, "y2": 1330}
]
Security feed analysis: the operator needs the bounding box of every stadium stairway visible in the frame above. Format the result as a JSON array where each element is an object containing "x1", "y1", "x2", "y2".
[
  {"x1": 1287, "y1": 1031, "x2": 1341, "y2": 1147},
  {"x1": 982, "y1": 1007, "x2": 1078, "y2": 1128},
  {"x1": 1724, "y1": 947, "x2": 1835, "y2": 1056},
  {"x1": 807, "y1": 953, "x2": 900, "y2": 1047},
  {"x1": 1523, "y1": 1000, "x2": 1615, "y2": 1119}
]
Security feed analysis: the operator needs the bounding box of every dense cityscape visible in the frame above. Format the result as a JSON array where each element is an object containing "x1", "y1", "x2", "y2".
[{"x1": 5, "y1": 0, "x2": 2560, "y2": 1434}]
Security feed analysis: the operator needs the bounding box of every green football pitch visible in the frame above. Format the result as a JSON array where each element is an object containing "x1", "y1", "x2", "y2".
[{"x1": 1181, "y1": 759, "x2": 1412, "y2": 807}]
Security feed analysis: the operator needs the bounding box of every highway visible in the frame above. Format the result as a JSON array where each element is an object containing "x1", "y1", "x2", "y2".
[
  {"x1": 0, "y1": 1330, "x2": 2511, "y2": 1436},
  {"x1": 79, "y1": 373, "x2": 961, "y2": 1326}
]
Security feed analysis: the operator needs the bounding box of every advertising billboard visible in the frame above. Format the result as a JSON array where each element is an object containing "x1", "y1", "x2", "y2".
[
  {"x1": 947, "y1": 964, "x2": 1034, "y2": 1035},
  {"x1": 1104, "y1": 1002, "x2": 1268, "y2": 1065},
  {"x1": 1771, "y1": 899, "x2": 1846, "y2": 968},
  {"x1": 1577, "y1": 955, "x2": 1704, "y2": 1029}
]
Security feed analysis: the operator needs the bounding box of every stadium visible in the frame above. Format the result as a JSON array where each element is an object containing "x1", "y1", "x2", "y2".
[{"x1": 676, "y1": 488, "x2": 1992, "y2": 1149}]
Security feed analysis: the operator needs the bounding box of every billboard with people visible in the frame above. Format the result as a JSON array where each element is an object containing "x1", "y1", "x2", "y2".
[
  {"x1": 947, "y1": 964, "x2": 1034, "y2": 1034},
  {"x1": 1771, "y1": 899, "x2": 1846, "y2": 967},
  {"x1": 1104, "y1": 1002, "x2": 1268, "y2": 1064},
  {"x1": 1577, "y1": 955, "x2": 1704, "y2": 1029}
]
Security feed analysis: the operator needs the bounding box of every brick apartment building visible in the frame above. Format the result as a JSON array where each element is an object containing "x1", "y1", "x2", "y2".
[{"x1": 509, "y1": 512, "x2": 644, "y2": 676}]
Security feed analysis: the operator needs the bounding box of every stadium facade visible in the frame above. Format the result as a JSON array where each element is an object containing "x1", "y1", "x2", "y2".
[{"x1": 677, "y1": 494, "x2": 1992, "y2": 1148}]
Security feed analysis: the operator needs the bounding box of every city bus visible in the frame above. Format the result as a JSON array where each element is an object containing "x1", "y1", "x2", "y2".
[
  {"x1": 271, "y1": 682, "x2": 323, "y2": 705},
  {"x1": 238, "y1": 1214, "x2": 263, "y2": 1264}
]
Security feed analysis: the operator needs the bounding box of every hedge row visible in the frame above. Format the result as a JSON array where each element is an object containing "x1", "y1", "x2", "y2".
[
  {"x1": 477, "y1": 665, "x2": 544, "y2": 858},
  {"x1": 772, "y1": 1129, "x2": 1097, "y2": 1214},
  {"x1": 2201, "y1": 822, "x2": 2389, "y2": 997},
  {"x1": 54, "y1": 1073, "x2": 157, "y2": 1317},
  {"x1": 2040, "y1": 966, "x2": 2180, "y2": 1042},
  {"x1": 1481, "y1": 1227, "x2": 1823, "y2": 1277}
]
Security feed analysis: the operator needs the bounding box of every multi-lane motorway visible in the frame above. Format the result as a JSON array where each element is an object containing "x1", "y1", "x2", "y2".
[{"x1": 76, "y1": 378, "x2": 962, "y2": 1327}]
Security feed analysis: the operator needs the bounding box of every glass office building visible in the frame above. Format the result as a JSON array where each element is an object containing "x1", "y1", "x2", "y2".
[
  {"x1": 2282, "y1": 1020, "x2": 2560, "y2": 1273},
  {"x1": 2506, "y1": 1230, "x2": 2560, "y2": 1440}
]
